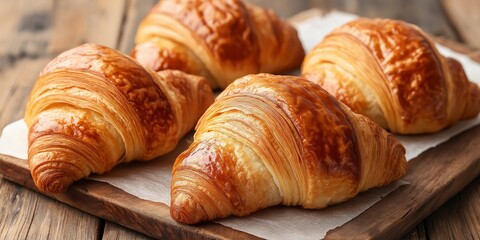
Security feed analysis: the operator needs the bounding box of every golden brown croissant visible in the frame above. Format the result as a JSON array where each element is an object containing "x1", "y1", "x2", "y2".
[
  {"x1": 302, "y1": 18, "x2": 480, "y2": 134},
  {"x1": 131, "y1": 0, "x2": 305, "y2": 89},
  {"x1": 24, "y1": 43, "x2": 215, "y2": 193},
  {"x1": 170, "y1": 74, "x2": 407, "y2": 224}
]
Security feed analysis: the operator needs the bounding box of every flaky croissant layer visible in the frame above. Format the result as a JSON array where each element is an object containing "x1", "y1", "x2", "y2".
[
  {"x1": 132, "y1": 0, "x2": 305, "y2": 89},
  {"x1": 170, "y1": 74, "x2": 407, "y2": 224},
  {"x1": 302, "y1": 18, "x2": 480, "y2": 134},
  {"x1": 25, "y1": 43, "x2": 214, "y2": 193}
]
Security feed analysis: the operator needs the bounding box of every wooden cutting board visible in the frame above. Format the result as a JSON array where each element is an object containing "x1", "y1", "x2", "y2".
[
  {"x1": 1, "y1": 123, "x2": 480, "y2": 239},
  {"x1": 1, "y1": 8, "x2": 480, "y2": 240}
]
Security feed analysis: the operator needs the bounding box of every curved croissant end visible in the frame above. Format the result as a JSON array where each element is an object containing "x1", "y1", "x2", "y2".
[
  {"x1": 301, "y1": 18, "x2": 480, "y2": 134},
  {"x1": 170, "y1": 74, "x2": 407, "y2": 224},
  {"x1": 131, "y1": 0, "x2": 305, "y2": 89},
  {"x1": 25, "y1": 43, "x2": 214, "y2": 193}
]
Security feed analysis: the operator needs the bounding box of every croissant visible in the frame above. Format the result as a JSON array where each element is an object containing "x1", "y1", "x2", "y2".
[
  {"x1": 131, "y1": 0, "x2": 305, "y2": 89},
  {"x1": 24, "y1": 43, "x2": 215, "y2": 193},
  {"x1": 170, "y1": 74, "x2": 407, "y2": 224},
  {"x1": 301, "y1": 18, "x2": 480, "y2": 134}
]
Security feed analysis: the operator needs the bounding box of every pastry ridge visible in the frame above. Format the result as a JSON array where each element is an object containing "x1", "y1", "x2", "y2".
[
  {"x1": 25, "y1": 43, "x2": 215, "y2": 193},
  {"x1": 170, "y1": 74, "x2": 407, "y2": 224},
  {"x1": 302, "y1": 18, "x2": 480, "y2": 134},
  {"x1": 132, "y1": 0, "x2": 305, "y2": 89}
]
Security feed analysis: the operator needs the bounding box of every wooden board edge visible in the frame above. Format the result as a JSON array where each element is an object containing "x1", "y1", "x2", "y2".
[
  {"x1": 3, "y1": 123, "x2": 479, "y2": 240},
  {"x1": 0, "y1": 154, "x2": 261, "y2": 240},
  {"x1": 325, "y1": 125, "x2": 480, "y2": 239}
]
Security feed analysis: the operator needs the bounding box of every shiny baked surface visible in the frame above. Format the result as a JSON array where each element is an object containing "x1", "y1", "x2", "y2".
[
  {"x1": 25, "y1": 43, "x2": 215, "y2": 193},
  {"x1": 170, "y1": 73, "x2": 407, "y2": 224},
  {"x1": 132, "y1": 0, "x2": 305, "y2": 89},
  {"x1": 302, "y1": 18, "x2": 480, "y2": 134}
]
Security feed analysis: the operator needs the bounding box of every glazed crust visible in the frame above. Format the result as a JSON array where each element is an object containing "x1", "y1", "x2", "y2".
[
  {"x1": 170, "y1": 74, "x2": 407, "y2": 224},
  {"x1": 302, "y1": 18, "x2": 480, "y2": 134},
  {"x1": 25, "y1": 43, "x2": 215, "y2": 193},
  {"x1": 132, "y1": 0, "x2": 305, "y2": 89}
]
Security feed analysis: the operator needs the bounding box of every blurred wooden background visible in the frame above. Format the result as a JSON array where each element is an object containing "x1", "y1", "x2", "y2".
[
  {"x1": 250, "y1": 0, "x2": 480, "y2": 48},
  {"x1": 0, "y1": 0, "x2": 479, "y2": 239}
]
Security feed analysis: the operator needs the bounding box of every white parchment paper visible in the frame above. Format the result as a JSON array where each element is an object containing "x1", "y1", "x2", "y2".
[{"x1": 1, "y1": 11, "x2": 480, "y2": 240}]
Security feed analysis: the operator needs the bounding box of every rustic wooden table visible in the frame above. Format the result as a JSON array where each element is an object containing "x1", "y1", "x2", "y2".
[{"x1": 1, "y1": 0, "x2": 479, "y2": 239}]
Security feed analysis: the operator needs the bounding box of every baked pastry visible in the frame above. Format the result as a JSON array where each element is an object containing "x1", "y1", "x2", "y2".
[
  {"x1": 131, "y1": 0, "x2": 305, "y2": 89},
  {"x1": 25, "y1": 43, "x2": 215, "y2": 193},
  {"x1": 170, "y1": 73, "x2": 407, "y2": 224},
  {"x1": 301, "y1": 18, "x2": 480, "y2": 134}
]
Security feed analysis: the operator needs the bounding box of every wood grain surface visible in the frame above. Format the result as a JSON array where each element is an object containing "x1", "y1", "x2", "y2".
[
  {"x1": 0, "y1": 0, "x2": 479, "y2": 239},
  {"x1": 1, "y1": 120, "x2": 480, "y2": 239},
  {"x1": 0, "y1": 178, "x2": 101, "y2": 240},
  {"x1": 1, "y1": 118, "x2": 480, "y2": 239},
  {"x1": 0, "y1": 154, "x2": 264, "y2": 240},
  {"x1": 103, "y1": 222, "x2": 153, "y2": 240}
]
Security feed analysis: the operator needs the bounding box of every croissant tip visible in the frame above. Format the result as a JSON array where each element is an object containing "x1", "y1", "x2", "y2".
[
  {"x1": 33, "y1": 174, "x2": 74, "y2": 193},
  {"x1": 170, "y1": 191, "x2": 208, "y2": 224},
  {"x1": 29, "y1": 159, "x2": 78, "y2": 193}
]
